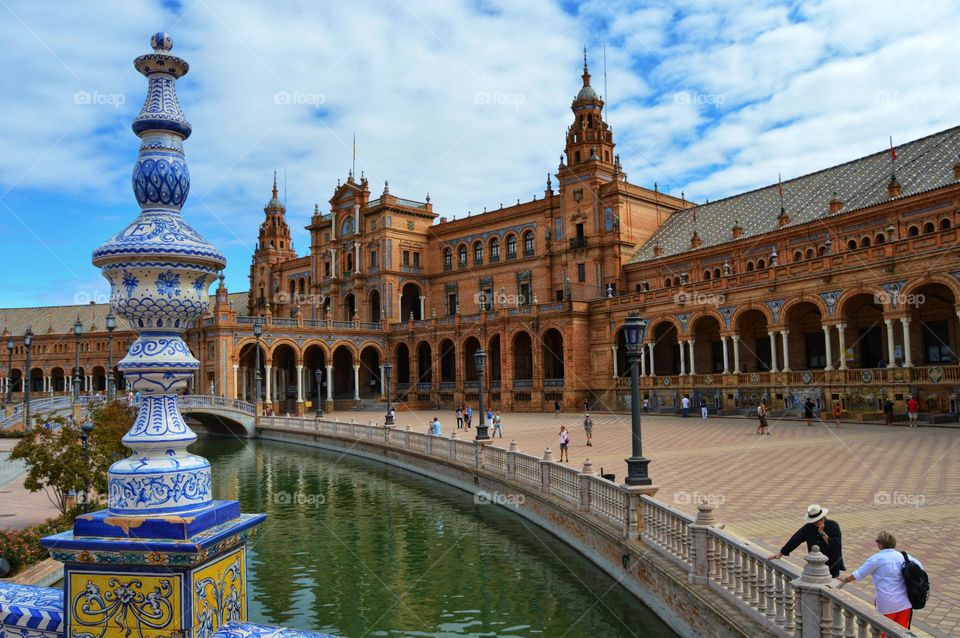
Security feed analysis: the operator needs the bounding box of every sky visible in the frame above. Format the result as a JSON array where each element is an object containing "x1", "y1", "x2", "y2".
[{"x1": 1, "y1": 0, "x2": 959, "y2": 309}]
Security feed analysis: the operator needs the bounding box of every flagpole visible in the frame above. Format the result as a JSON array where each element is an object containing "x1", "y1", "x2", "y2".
[{"x1": 352, "y1": 133, "x2": 356, "y2": 178}]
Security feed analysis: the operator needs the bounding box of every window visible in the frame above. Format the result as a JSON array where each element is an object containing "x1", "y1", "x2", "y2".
[
  {"x1": 940, "y1": 218, "x2": 952, "y2": 230},
  {"x1": 847, "y1": 239, "x2": 858, "y2": 250},
  {"x1": 506, "y1": 235, "x2": 517, "y2": 258},
  {"x1": 923, "y1": 222, "x2": 935, "y2": 234},
  {"x1": 664, "y1": 276, "x2": 672, "y2": 287},
  {"x1": 713, "y1": 268, "x2": 721, "y2": 279},
  {"x1": 746, "y1": 262, "x2": 754, "y2": 272},
  {"x1": 473, "y1": 241, "x2": 483, "y2": 264},
  {"x1": 875, "y1": 233, "x2": 885, "y2": 244},
  {"x1": 793, "y1": 250, "x2": 802, "y2": 262},
  {"x1": 577, "y1": 263, "x2": 586, "y2": 282},
  {"x1": 703, "y1": 270, "x2": 711, "y2": 281},
  {"x1": 806, "y1": 248, "x2": 815, "y2": 259},
  {"x1": 574, "y1": 151, "x2": 581, "y2": 163},
  {"x1": 523, "y1": 231, "x2": 535, "y2": 256},
  {"x1": 860, "y1": 236, "x2": 871, "y2": 248},
  {"x1": 370, "y1": 250, "x2": 377, "y2": 269},
  {"x1": 519, "y1": 282, "x2": 531, "y2": 305},
  {"x1": 324, "y1": 262, "x2": 330, "y2": 277},
  {"x1": 346, "y1": 253, "x2": 354, "y2": 272},
  {"x1": 413, "y1": 252, "x2": 421, "y2": 267},
  {"x1": 447, "y1": 293, "x2": 458, "y2": 316},
  {"x1": 490, "y1": 237, "x2": 500, "y2": 261},
  {"x1": 757, "y1": 259, "x2": 766, "y2": 269},
  {"x1": 908, "y1": 225, "x2": 920, "y2": 237},
  {"x1": 402, "y1": 250, "x2": 410, "y2": 266},
  {"x1": 443, "y1": 248, "x2": 452, "y2": 270},
  {"x1": 458, "y1": 245, "x2": 467, "y2": 266}
]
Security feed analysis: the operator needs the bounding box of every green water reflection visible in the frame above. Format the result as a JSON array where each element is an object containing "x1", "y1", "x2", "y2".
[{"x1": 195, "y1": 437, "x2": 677, "y2": 638}]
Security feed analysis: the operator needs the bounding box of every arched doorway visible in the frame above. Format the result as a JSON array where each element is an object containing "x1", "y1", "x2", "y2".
[
  {"x1": 463, "y1": 337, "x2": 481, "y2": 384},
  {"x1": 735, "y1": 310, "x2": 771, "y2": 372},
  {"x1": 691, "y1": 316, "x2": 723, "y2": 373},
  {"x1": 343, "y1": 293, "x2": 356, "y2": 321},
  {"x1": 907, "y1": 283, "x2": 957, "y2": 366},
  {"x1": 359, "y1": 346, "x2": 381, "y2": 398},
  {"x1": 369, "y1": 289, "x2": 381, "y2": 323},
  {"x1": 840, "y1": 294, "x2": 886, "y2": 368},
  {"x1": 416, "y1": 342, "x2": 432, "y2": 387},
  {"x1": 439, "y1": 339, "x2": 456, "y2": 384},
  {"x1": 783, "y1": 302, "x2": 825, "y2": 370},
  {"x1": 271, "y1": 344, "x2": 298, "y2": 414},
  {"x1": 237, "y1": 342, "x2": 267, "y2": 403},
  {"x1": 488, "y1": 335, "x2": 502, "y2": 387},
  {"x1": 541, "y1": 328, "x2": 564, "y2": 382},
  {"x1": 512, "y1": 332, "x2": 533, "y2": 383},
  {"x1": 615, "y1": 329, "x2": 629, "y2": 377},
  {"x1": 10, "y1": 369, "x2": 23, "y2": 394},
  {"x1": 395, "y1": 343, "x2": 411, "y2": 386},
  {"x1": 30, "y1": 368, "x2": 43, "y2": 393},
  {"x1": 303, "y1": 344, "x2": 327, "y2": 409},
  {"x1": 400, "y1": 283, "x2": 422, "y2": 321},
  {"x1": 51, "y1": 367, "x2": 66, "y2": 393},
  {"x1": 651, "y1": 322, "x2": 680, "y2": 375},
  {"x1": 92, "y1": 366, "x2": 107, "y2": 392},
  {"x1": 332, "y1": 345, "x2": 356, "y2": 399}
]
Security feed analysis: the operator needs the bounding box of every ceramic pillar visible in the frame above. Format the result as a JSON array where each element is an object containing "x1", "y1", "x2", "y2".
[
  {"x1": 823, "y1": 325, "x2": 833, "y2": 370},
  {"x1": 884, "y1": 318, "x2": 896, "y2": 365},
  {"x1": 732, "y1": 335, "x2": 741, "y2": 373},
  {"x1": 353, "y1": 364, "x2": 360, "y2": 400},
  {"x1": 326, "y1": 364, "x2": 333, "y2": 401},
  {"x1": 611, "y1": 345, "x2": 618, "y2": 378},
  {"x1": 721, "y1": 336, "x2": 730, "y2": 374},
  {"x1": 232, "y1": 364, "x2": 239, "y2": 399},
  {"x1": 780, "y1": 329, "x2": 790, "y2": 372},
  {"x1": 678, "y1": 341, "x2": 686, "y2": 376},
  {"x1": 639, "y1": 345, "x2": 646, "y2": 377},
  {"x1": 837, "y1": 324, "x2": 847, "y2": 370},
  {"x1": 264, "y1": 364, "x2": 272, "y2": 403},
  {"x1": 768, "y1": 332, "x2": 778, "y2": 372},
  {"x1": 296, "y1": 365, "x2": 303, "y2": 403},
  {"x1": 687, "y1": 340, "x2": 696, "y2": 375}
]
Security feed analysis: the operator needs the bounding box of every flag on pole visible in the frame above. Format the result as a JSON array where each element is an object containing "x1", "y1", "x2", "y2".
[
  {"x1": 777, "y1": 173, "x2": 785, "y2": 213},
  {"x1": 890, "y1": 136, "x2": 896, "y2": 163}
]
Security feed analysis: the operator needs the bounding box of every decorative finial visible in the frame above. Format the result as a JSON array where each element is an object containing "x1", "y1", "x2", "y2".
[
  {"x1": 383, "y1": 180, "x2": 389, "y2": 194},
  {"x1": 314, "y1": 203, "x2": 319, "y2": 214},
  {"x1": 272, "y1": 170, "x2": 278, "y2": 198},
  {"x1": 583, "y1": 46, "x2": 588, "y2": 72},
  {"x1": 150, "y1": 32, "x2": 173, "y2": 53},
  {"x1": 426, "y1": 192, "x2": 431, "y2": 203}
]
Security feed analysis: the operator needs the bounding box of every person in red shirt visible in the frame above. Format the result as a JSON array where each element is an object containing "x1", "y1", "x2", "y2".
[{"x1": 906, "y1": 396, "x2": 920, "y2": 428}]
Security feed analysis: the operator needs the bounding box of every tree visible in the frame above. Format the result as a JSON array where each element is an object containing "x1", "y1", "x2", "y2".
[{"x1": 10, "y1": 401, "x2": 135, "y2": 518}]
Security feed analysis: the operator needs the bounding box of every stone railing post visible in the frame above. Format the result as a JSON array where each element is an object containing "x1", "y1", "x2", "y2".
[
  {"x1": 792, "y1": 545, "x2": 835, "y2": 637},
  {"x1": 404, "y1": 424, "x2": 411, "y2": 448},
  {"x1": 578, "y1": 458, "x2": 594, "y2": 512},
  {"x1": 475, "y1": 441, "x2": 483, "y2": 470},
  {"x1": 688, "y1": 501, "x2": 716, "y2": 584},
  {"x1": 539, "y1": 447, "x2": 553, "y2": 492},
  {"x1": 506, "y1": 440, "x2": 518, "y2": 479}
]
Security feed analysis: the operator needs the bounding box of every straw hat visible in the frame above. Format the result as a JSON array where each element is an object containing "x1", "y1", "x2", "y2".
[{"x1": 804, "y1": 504, "x2": 828, "y2": 524}]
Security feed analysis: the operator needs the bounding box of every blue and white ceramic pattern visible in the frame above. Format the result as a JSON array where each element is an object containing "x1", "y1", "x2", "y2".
[{"x1": 91, "y1": 34, "x2": 225, "y2": 516}]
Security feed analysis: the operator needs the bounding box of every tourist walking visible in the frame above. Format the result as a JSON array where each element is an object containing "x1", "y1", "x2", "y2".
[
  {"x1": 832, "y1": 402, "x2": 842, "y2": 429},
  {"x1": 456, "y1": 405, "x2": 464, "y2": 429},
  {"x1": 466, "y1": 405, "x2": 472, "y2": 429},
  {"x1": 492, "y1": 412, "x2": 503, "y2": 438},
  {"x1": 554, "y1": 399, "x2": 561, "y2": 417},
  {"x1": 430, "y1": 417, "x2": 442, "y2": 437},
  {"x1": 756, "y1": 400, "x2": 770, "y2": 435},
  {"x1": 906, "y1": 395, "x2": 919, "y2": 427},
  {"x1": 583, "y1": 413, "x2": 593, "y2": 446},
  {"x1": 486, "y1": 408, "x2": 493, "y2": 429},
  {"x1": 558, "y1": 425, "x2": 570, "y2": 462},
  {"x1": 681, "y1": 394, "x2": 690, "y2": 418},
  {"x1": 769, "y1": 504, "x2": 846, "y2": 578},
  {"x1": 804, "y1": 398, "x2": 816, "y2": 426},
  {"x1": 642, "y1": 397, "x2": 649, "y2": 414},
  {"x1": 883, "y1": 398, "x2": 894, "y2": 426},
  {"x1": 700, "y1": 398, "x2": 708, "y2": 419},
  {"x1": 840, "y1": 531, "x2": 926, "y2": 630}
]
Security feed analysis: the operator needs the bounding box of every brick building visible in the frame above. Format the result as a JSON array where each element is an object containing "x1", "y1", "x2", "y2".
[{"x1": 5, "y1": 57, "x2": 960, "y2": 420}]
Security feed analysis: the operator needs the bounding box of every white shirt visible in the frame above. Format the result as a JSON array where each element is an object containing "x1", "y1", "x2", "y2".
[
  {"x1": 852, "y1": 548, "x2": 922, "y2": 614},
  {"x1": 681, "y1": 397, "x2": 690, "y2": 408}
]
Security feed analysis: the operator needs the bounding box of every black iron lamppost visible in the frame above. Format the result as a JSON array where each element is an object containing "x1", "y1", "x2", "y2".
[
  {"x1": 474, "y1": 348, "x2": 490, "y2": 441},
  {"x1": 80, "y1": 420, "x2": 94, "y2": 513},
  {"x1": 106, "y1": 311, "x2": 116, "y2": 400},
  {"x1": 253, "y1": 318, "x2": 263, "y2": 415},
  {"x1": 383, "y1": 361, "x2": 394, "y2": 425},
  {"x1": 314, "y1": 368, "x2": 324, "y2": 418},
  {"x1": 73, "y1": 316, "x2": 83, "y2": 401},
  {"x1": 5, "y1": 335, "x2": 13, "y2": 407},
  {"x1": 623, "y1": 314, "x2": 652, "y2": 486},
  {"x1": 24, "y1": 327, "x2": 33, "y2": 430}
]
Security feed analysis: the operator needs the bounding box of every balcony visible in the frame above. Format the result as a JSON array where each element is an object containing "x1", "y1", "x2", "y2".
[
  {"x1": 569, "y1": 237, "x2": 587, "y2": 249},
  {"x1": 401, "y1": 265, "x2": 423, "y2": 273}
]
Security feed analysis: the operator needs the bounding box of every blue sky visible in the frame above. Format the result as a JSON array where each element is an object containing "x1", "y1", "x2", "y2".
[{"x1": 1, "y1": 0, "x2": 958, "y2": 308}]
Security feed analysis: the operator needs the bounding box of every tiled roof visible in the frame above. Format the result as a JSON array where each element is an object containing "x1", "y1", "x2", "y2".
[
  {"x1": 630, "y1": 125, "x2": 960, "y2": 263},
  {"x1": 0, "y1": 292, "x2": 250, "y2": 336}
]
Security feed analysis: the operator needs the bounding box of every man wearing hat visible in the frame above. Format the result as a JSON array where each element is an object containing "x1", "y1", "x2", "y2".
[{"x1": 768, "y1": 504, "x2": 846, "y2": 577}]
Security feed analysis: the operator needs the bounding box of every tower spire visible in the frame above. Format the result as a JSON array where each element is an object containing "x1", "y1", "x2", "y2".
[
  {"x1": 582, "y1": 46, "x2": 591, "y2": 86},
  {"x1": 272, "y1": 170, "x2": 278, "y2": 198}
]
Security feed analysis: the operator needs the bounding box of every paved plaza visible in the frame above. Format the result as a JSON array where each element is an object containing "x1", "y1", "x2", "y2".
[{"x1": 3, "y1": 411, "x2": 956, "y2": 635}]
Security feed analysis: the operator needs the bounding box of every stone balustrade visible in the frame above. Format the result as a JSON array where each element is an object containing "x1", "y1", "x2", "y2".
[{"x1": 258, "y1": 414, "x2": 914, "y2": 637}]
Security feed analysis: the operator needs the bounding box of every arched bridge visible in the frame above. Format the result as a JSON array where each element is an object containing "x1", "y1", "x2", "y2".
[{"x1": 1, "y1": 395, "x2": 257, "y2": 437}]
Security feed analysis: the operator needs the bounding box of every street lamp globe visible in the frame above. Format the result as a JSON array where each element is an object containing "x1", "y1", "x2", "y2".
[
  {"x1": 253, "y1": 319, "x2": 262, "y2": 338},
  {"x1": 24, "y1": 326, "x2": 33, "y2": 347},
  {"x1": 6, "y1": 336, "x2": 13, "y2": 352},
  {"x1": 474, "y1": 348, "x2": 486, "y2": 373},
  {"x1": 106, "y1": 311, "x2": 116, "y2": 332},
  {"x1": 74, "y1": 317, "x2": 83, "y2": 337},
  {"x1": 622, "y1": 314, "x2": 648, "y2": 354},
  {"x1": 382, "y1": 361, "x2": 394, "y2": 425}
]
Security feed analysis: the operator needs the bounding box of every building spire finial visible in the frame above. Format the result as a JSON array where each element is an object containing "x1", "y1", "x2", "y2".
[
  {"x1": 272, "y1": 170, "x2": 278, "y2": 198},
  {"x1": 583, "y1": 46, "x2": 588, "y2": 72}
]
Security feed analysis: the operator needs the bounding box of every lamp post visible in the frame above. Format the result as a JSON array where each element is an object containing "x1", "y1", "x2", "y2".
[
  {"x1": 383, "y1": 361, "x2": 394, "y2": 425},
  {"x1": 474, "y1": 348, "x2": 489, "y2": 441},
  {"x1": 24, "y1": 327, "x2": 33, "y2": 430},
  {"x1": 623, "y1": 314, "x2": 652, "y2": 486},
  {"x1": 106, "y1": 311, "x2": 116, "y2": 400},
  {"x1": 253, "y1": 318, "x2": 263, "y2": 415},
  {"x1": 80, "y1": 420, "x2": 94, "y2": 513},
  {"x1": 314, "y1": 368, "x2": 324, "y2": 418},
  {"x1": 5, "y1": 335, "x2": 13, "y2": 407},
  {"x1": 73, "y1": 316, "x2": 83, "y2": 401}
]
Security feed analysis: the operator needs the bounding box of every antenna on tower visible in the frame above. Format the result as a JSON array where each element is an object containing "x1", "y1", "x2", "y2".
[
  {"x1": 283, "y1": 169, "x2": 287, "y2": 208},
  {"x1": 603, "y1": 42, "x2": 608, "y2": 117}
]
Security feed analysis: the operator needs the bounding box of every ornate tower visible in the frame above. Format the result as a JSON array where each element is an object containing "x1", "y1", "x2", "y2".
[
  {"x1": 563, "y1": 49, "x2": 615, "y2": 174},
  {"x1": 249, "y1": 174, "x2": 295, "y2": 312},
  {"x1": 42, "y1": 33, "x2": 265, "y2": 638}
]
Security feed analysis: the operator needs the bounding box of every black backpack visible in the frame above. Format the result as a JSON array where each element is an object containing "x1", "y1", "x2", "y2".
[{"x1": 901, "y1": 551, "x2": 930, "y2": 610}]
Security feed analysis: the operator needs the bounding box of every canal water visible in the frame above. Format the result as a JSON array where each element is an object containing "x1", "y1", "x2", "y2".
[{"x1": 196, "y1": 437, "x2": 677, "y2": 638}]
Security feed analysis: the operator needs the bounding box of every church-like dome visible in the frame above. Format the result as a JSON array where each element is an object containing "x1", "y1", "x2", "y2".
[{"x1": 576, "y1": 84, "x2": 599, "y2": 102}]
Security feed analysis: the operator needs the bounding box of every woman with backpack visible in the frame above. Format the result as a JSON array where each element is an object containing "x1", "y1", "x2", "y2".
[
  {"x1": 840, "y1": 531, "x2": 927, "y2": 630},
  {"x1": 558, "y1": 426, "x2": 570, "y2": 462}
]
